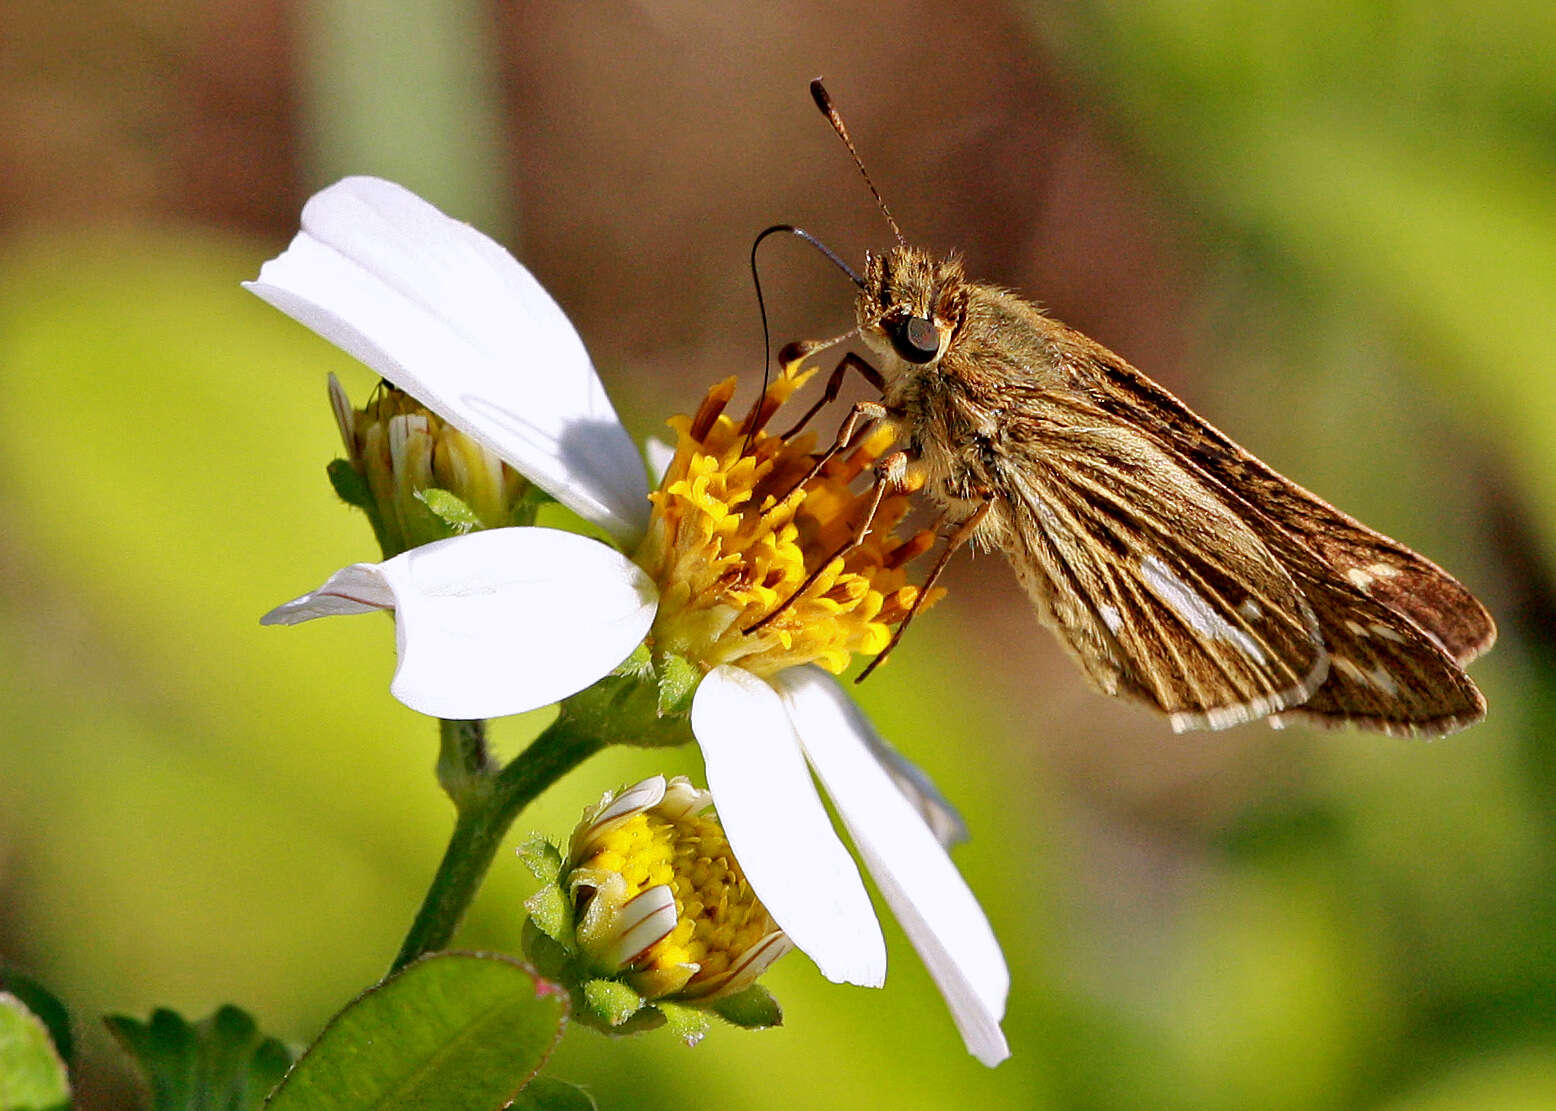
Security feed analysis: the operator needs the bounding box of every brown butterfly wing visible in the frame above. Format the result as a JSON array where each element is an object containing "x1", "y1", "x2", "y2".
[
  {"x1": 1271, "y1": 561, "x2": 1486, "y2": 735},
  {"x1": 992, "y1": 397, "x2": 1329, "y2": 732},
  {"x1": 1059, "y1": 337, "x2": 1490, "y2": 734},
  {"x1": 1078, "y1": 345, "x2": 1496, "y2": 664}
]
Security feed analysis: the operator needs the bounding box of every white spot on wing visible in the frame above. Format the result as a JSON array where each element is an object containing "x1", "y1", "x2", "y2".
[
  {"x1": 1369, "y1": 623, "x2": 1408, "y2": 643},
  {"x1": 1099, "y1": 604, "x2": 1123, "y2": 634},
  {"x1": 1239, "y1": 599, "x2": 1263, "y2": 620},
  {"x1": 1368, "y1": 562, "x2": 1401, "y2": 579},
  {"x1": 1333, "y1": 656, "x2": 1401, "y2": 696},
  {"x1": 1140, "y1": 555, "x2": 1267, "y2": 665},
  {"x1": 1333, "y1": 657, "x2": 1367, "y2": 683},
  {"x1": 1368, "y1": 664, "x2": 1399, "y2": 696},
  {"x1": 1346, "y1": 567, "x2": 1375, "y2": 590}
]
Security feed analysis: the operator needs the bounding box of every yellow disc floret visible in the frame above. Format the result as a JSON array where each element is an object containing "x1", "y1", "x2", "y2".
[
  {"x1": 566, "y1": 777, "x2": 791, "y2": 1003},
  {"x1": 634, "y1": 362, "x2": 939, "y2": 678}
]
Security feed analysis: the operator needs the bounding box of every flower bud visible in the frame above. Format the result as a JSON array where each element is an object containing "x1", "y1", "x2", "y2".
[
  {"x1": 327, "y1": 374, "x2": 532, "y2": 557},
  {"x1": 520, "y1": 776, "x2": 790, "y2": 1040}
]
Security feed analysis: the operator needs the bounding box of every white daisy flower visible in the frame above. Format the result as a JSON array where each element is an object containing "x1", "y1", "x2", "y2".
[{"x1": 247, "y1": 177, "x2": 1009, "y2": 1065}]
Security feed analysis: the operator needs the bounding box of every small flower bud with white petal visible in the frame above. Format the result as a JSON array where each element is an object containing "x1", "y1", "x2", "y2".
[{"x1": 520, "y1": 775, "x2": 791, "y2": 1041}]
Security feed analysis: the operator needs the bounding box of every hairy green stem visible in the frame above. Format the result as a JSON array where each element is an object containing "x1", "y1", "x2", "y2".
[
  {"x1": 435, "y1": 718, "x2": 495, "y2": 807},
  {"x1": 390, "y1": 714, "x2": 604, "y2": 973}
]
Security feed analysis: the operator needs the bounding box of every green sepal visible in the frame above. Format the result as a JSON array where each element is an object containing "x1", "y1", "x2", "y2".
[
  {"x1": 510, "y1": 1076, "x2": 597, "y2": 1111},
  {"x1": 512, "y1": 484, "x2": 555, "y2": 524},
  {"x1": 523, "y1": 885, "x2": 574, "y2": 948},
  {"x1": 581, "y1": 980, "x2": 644, "y2": 1028},
  {"x1": 0, "y1": 992, "x2": 71, "y2": 1111},
  {"x1": 655, "y1": 653, "x2": 701, "y2": 716},
  {"x1": 516, "y1": 836, "x2": 572, "y2": 950},
  {"x1": 521, "y1": 920, "x2": 575, "y2": 984},
  {"x1": 326, "y1": 458, "x2": 397, "y2": 556},
  {"x1": 516, "y1": 835, "x2": 564, "y2": 884},
  {"x1": 558, "y1": 676, "x2": 696, "y2": 750},
  {"x1": 325, "y1": 457, "x2": 374, "y2": 511},
  {"x1": 105, "y1": 1005, "x2": 292, "y2": 1111},
  {"x1": 612, "y1": 642, "x2": 653, "y2": 681},
  {"x1": 654, "y1": 1001, "x2": 711, "y2": 1047},
  {"x1": 0, "y1": 970, "x2": 73, "y2": 1068},
  {"x1": 523, "y1": 943, "x2": 668, "y2": 1038},
  {"x1": 415, "y1": 488, "x2": 481, "y2": 534},
  {"x1": 710, "y1": 983, "x2": 783, "y2": 1029}
]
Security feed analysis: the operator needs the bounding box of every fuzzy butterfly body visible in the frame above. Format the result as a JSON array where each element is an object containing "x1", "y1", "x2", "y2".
[{"x1": 853, "y1": 245, "x2": 1493, "y2": 737}]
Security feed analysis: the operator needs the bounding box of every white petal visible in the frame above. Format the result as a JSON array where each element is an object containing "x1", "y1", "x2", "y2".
[
  {"x1": 261, "y1": 563, "x2": 396, "y2": 624},
  {"x1": 776, "y1": 667, "x2": 1010, "y2": 1066},
  {"x1": 853, "y1": 709, "x2": 969, "y2": 849},
  {"x1": 592, "y1": 776, "x2": 667, "y2": 830},
  {"x1": 384, "y1": 527, "x2": 657, "y2": 718},
  {"x1": 608, "y1": 886, "x2": 679, "y2": 967},
  {"x1": 655, "y1": 776, "x2": 715, "y2": 821},
  {"x1": 689, "y1": 666, "x2": 885, "y2": 988},
  {"x1": 246, "y1": 177, "x2": 650, "y2": 544},
  {"x1": 643, "y1": 436, "x2": 676, "y2": 487},
  {"x1": 685, "y1": 927, "x2": 795, "y2": 1001},
  {"x1": 719, "y1": 930, "x2": 794, "y2": 995},
  {"x1": 267, "y1": 528, "x2": 655, "y2": 719}
]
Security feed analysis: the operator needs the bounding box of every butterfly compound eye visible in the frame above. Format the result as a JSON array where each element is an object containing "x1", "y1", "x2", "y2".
[{"x1": 889, "y1": 314, "x2": 943, "y2": 364}]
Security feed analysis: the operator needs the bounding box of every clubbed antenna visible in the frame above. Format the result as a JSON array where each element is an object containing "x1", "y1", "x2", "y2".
[{"x1": 810, "y1": 78, "x2": 905, "y2": 247}]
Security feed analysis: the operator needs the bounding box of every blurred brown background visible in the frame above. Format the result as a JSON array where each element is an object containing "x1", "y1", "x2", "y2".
[{"x1": 2, "y1": 2, "x2": 1551, "y2": 1108}]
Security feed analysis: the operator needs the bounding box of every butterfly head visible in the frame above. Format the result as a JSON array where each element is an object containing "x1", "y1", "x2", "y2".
[{"x1": 858, "y1": 245, "x2": 968, "y2": 372}]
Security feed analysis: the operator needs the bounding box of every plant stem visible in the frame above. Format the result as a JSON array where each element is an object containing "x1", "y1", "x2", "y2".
[
  {"x1": 390, "y1": 714, "x2": 604, "y2": 973},
  {"x1": 435, "y1": 718, "x2": 494, "y2": 807}
]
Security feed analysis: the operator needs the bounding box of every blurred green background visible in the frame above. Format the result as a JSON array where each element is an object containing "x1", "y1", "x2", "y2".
[{"x1": 2, "y1": 2, "x2": 1552, "y2": 1107}]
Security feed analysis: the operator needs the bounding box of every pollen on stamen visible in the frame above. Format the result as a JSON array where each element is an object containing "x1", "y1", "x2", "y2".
[{"x1": 633, "y1": 361, "x2": 943, "y2": 679}]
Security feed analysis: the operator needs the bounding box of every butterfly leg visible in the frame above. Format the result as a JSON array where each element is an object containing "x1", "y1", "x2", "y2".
[
  {"x1": 779, "y1": 350, "x2": 887, "y2": 440},
  {"x1": 774, "y1": 391, "x2": 900, "y2": 505},
  {"x1": 744, "y1": 444, "x2": 915, "y2": 636},
  {"x1": 856, "y1": 490, "x2": 994, "y2": 683}
]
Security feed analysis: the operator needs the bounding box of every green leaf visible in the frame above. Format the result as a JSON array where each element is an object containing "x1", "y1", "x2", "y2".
[
  {"x1": 0, "y1": 971, "x2": 73, "y2": 1068},
  {"x1": 0, "y1": 993, "x2": 70, "y2": 1111},
  {"x1": 710, "y1": 983, "x2": 783, "y2": 1030},
  {"x1": 105, "y1": 1005, "x2": 291, "y2": 1111},
  {"x1": 654, "y1": 1001, "x2": 711, "y2": 1047},
  {"x1": 509, "y1": 1077, "x2": 597, "y2": 1111},
  {"x1": 264, "y1": 952, "x2": 565, "y2": 1111},
  {"x1": 415, "y1": 488, "x2": 481, "y2": 534}
]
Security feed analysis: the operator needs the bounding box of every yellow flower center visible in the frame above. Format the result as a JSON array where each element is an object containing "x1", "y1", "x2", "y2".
[
  {"x1": 633, "y1": 363, "x2": 939, "y2": 678},
  {"x1": 578, "y1": 808, "x2": 781, "y2": 997}
]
